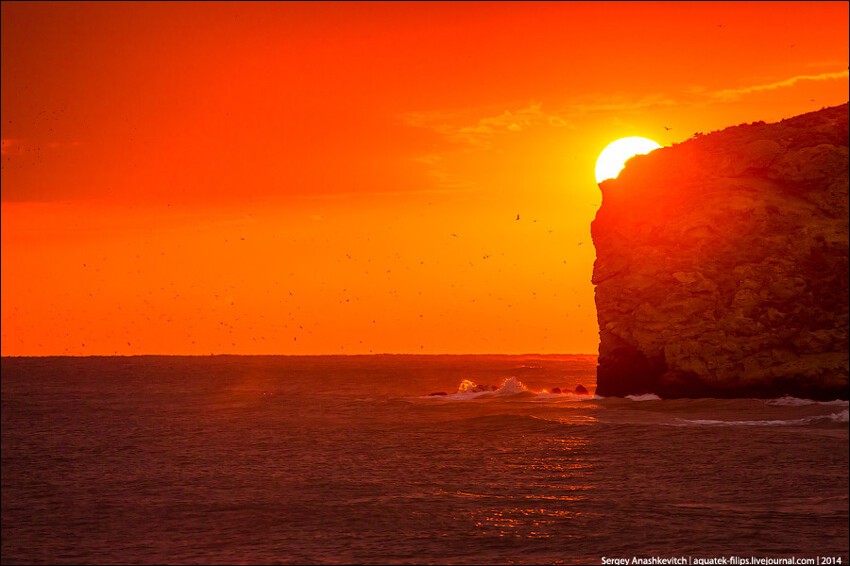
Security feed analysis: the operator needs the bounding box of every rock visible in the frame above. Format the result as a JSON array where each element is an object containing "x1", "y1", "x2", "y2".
[
  {"x1": 550, "y1": 387, "x2": 562, "y2": 394},
  {"x1": 428, "y1": 391, "x2": 448, "y2": 396},
  {"x1": 574, "y1": 384, "x2": 590, "y2": 395},
  {"x1": 592, "y1": 103, "x2": 849, "y2": 400}
]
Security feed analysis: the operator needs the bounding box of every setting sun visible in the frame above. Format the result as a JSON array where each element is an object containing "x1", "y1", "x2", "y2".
[{"x1": 595, "y1": 136, "x2": 663, "y2": 183}]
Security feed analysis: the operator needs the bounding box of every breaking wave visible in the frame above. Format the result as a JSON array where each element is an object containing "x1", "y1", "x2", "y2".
[
  {"x1": 764, "y1": 396, "x2": 849, "y2": 407},
  {"x1": 625, "y1": 393, "x2": 662, "y2": 401},
  {"x1": 674, "y1": 409, "x2": 848, "y2": 427},
  {"x1": 451, "y1": 377, "x2": 530, "y2": 398},
  {"x1": 425, "y1": 378, "x2": 598, "y2": 401}
]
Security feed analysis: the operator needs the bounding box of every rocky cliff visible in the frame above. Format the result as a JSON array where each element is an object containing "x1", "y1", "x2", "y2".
[{"x1": 592, "y1": 103, "x2": 849, "y2": 400}]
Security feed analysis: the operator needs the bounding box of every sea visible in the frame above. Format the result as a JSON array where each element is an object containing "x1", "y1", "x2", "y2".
[{"x1": 1, "y1": 355, "x2": 848, "y2": 565}]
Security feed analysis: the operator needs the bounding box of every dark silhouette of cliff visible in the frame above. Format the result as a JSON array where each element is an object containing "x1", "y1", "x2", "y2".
[{"x1": 592, "y1": 103, "x2": 849, "y2": 400}]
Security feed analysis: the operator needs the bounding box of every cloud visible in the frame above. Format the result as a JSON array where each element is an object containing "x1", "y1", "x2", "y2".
[
  {"x1": 403, "y1": 102, "x2": 574, "y2": 149},
  {"x1": 404, "y1": 68, "x2": 848, "y2": 150},
  {"x1": 565, "y1": 94, "x2": 680, "y2": 114},
  {"x1": 402, "y1": 68, "x2": 848, "y2": 189},
  {"x1": 709, "y1": 69, "x2": 849, "y2": 101},
  {"x1": 402, "y1": 94, "x2": 691, "y2": 152}
]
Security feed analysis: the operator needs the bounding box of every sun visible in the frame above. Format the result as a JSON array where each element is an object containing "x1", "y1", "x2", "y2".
[{"x1": 595, "y1": 136, "x2": 662, "y2": 183}]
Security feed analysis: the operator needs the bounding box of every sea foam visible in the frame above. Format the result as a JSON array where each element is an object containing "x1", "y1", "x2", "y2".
[
  {"x1": 765, "y1": 396, "x2": 849, "y2": 407},
  {"x1": 675, "y1": 409, "x2": 849, "y2": 427},
  {"x1": 625, "y1": 393, "x2": 662, "y2": 401}
]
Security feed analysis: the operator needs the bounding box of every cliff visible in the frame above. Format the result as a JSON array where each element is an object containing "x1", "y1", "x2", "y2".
[{"x1": 592, "y1": 103, "x2": 849, "y2": 400}]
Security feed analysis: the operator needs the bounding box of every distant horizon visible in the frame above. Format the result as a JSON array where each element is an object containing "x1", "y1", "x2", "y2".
[{"x1": 0, "y1": 352, "x2": 599, "y2": 359}]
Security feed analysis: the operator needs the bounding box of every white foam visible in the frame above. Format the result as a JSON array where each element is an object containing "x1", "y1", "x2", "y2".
[
  {"x1": 426, "y1": 376, "x2": 534, "y2": 400},
  {"x1": 676, "y1": 409, "x2": 848, "y2": 427},
  {"x1": 429, "y1": 377, "x2": 598, "y2": 401},
  {"x1": 830, "y1": 409, "x2": 850, "y2": 423},
  {"x1": 456, "y1": 379, "x2": 481, "y2": 394},
  {"x1": 441, "y1": 391, "x2": 487, "y2": 400},
  {"x1": 765, "y1": 396, "x2": 849, "y2": 407},
  {"x1": 626, "y1": 393, "x2": 662, "y2": 401},
  {"x1": 493, "y1": 377, "x2": 528, "y2": 395}
]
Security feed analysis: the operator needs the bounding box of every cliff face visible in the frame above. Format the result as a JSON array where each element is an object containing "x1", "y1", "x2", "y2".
[{"x1": 592, "y1": 103, "x2": 849, "y2": 400}]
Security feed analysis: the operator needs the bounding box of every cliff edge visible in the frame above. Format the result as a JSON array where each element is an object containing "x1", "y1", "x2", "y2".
[{"x1": 592, "y1": 103, "x2": 849, "y2": 400}]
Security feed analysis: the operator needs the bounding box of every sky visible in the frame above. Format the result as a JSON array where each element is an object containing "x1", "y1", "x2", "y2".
[{"x1": 2, "y1": 1, "x2": 848, "y2": 356}]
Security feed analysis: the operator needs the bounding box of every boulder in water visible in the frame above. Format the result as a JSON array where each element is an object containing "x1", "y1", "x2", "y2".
[
  {"x1": 574, "y1": 384, "x2": 590, "y2": 395},
  {"x1": 428, "y1": 391, "x2": 447, "y2": 396},
  {"x1": 550, "y1": 387, "x2": 562, "y2": 394}
]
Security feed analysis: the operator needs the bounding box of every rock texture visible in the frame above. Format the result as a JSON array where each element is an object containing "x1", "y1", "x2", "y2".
[{"x1": 592, "y1": 103, "x2": 849, "y2": 400}]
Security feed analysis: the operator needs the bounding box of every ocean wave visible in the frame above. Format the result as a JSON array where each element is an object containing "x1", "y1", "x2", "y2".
[
  {"x1": 625, "y1": 393, "x2": 662, "y2": 401},
  {"x1": 529, "y1": 392, "x2": 602, "y2": 403},
  {"x1": 674, "y1": 409, "x2": 848, "y2": 427},
  {"x1": 445, "y1": 412, "x2": 577, "y2": 431},
  {"x1": 429, "y1": 376, "x2": 532, "y2": 400},
  {"x1": 493, "y1": 377, "x2": 529, "y2": 396},
  {"x1": 764, "y1": 396, "x2": 849, "y2": 407},
  {"x1": 443, "y1": 412, "x2": 598, "y2": 430},
  {"x1": 423, "y1": 377, "x2": 597, "y2": 401}
]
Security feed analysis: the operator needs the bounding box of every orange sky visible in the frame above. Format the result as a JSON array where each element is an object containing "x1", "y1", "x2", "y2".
[{"x1": 2, "y1": 1, "x2": 848, "y2": 356}]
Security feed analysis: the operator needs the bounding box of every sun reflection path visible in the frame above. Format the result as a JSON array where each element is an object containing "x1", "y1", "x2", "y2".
[{"x1": 457, "y1": 436, "x2": 596, "y2": 539}]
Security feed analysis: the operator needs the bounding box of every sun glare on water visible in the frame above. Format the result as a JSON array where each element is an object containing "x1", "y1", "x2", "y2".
[{"x1": 595, "y1": 136, "x2": 662, "y2": 183}]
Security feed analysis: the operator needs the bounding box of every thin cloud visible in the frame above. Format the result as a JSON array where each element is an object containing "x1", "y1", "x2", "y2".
[
  {"x1": 710, "y1": 69, "x2": 849, "y2": 100},
  {"x1": 403, "y1": 102, "x2": 574, "y2": 149},
  {"x1": 403, "y1": 96, "x2": 684, "y2": 151},
  {"x1": 404, "y1": 68, "x2": 848, "y2": 150},
  {"x1": 402, "y1": 68, "x2": 848, "y2": 189}
]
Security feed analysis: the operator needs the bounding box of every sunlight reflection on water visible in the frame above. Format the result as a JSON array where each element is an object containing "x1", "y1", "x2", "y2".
[{"x1": 2, "y1": 356, "x2": 847, "y2": 564}]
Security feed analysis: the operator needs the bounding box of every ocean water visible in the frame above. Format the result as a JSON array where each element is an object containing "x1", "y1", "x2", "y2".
[{"x1": 1, "y1": 355, "x2": 847, "y2": 565}]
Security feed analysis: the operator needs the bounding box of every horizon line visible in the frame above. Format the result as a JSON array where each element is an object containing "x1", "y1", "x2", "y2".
[{"x1": 1, "y1": 352, "x2": 598, "y2": 359}]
